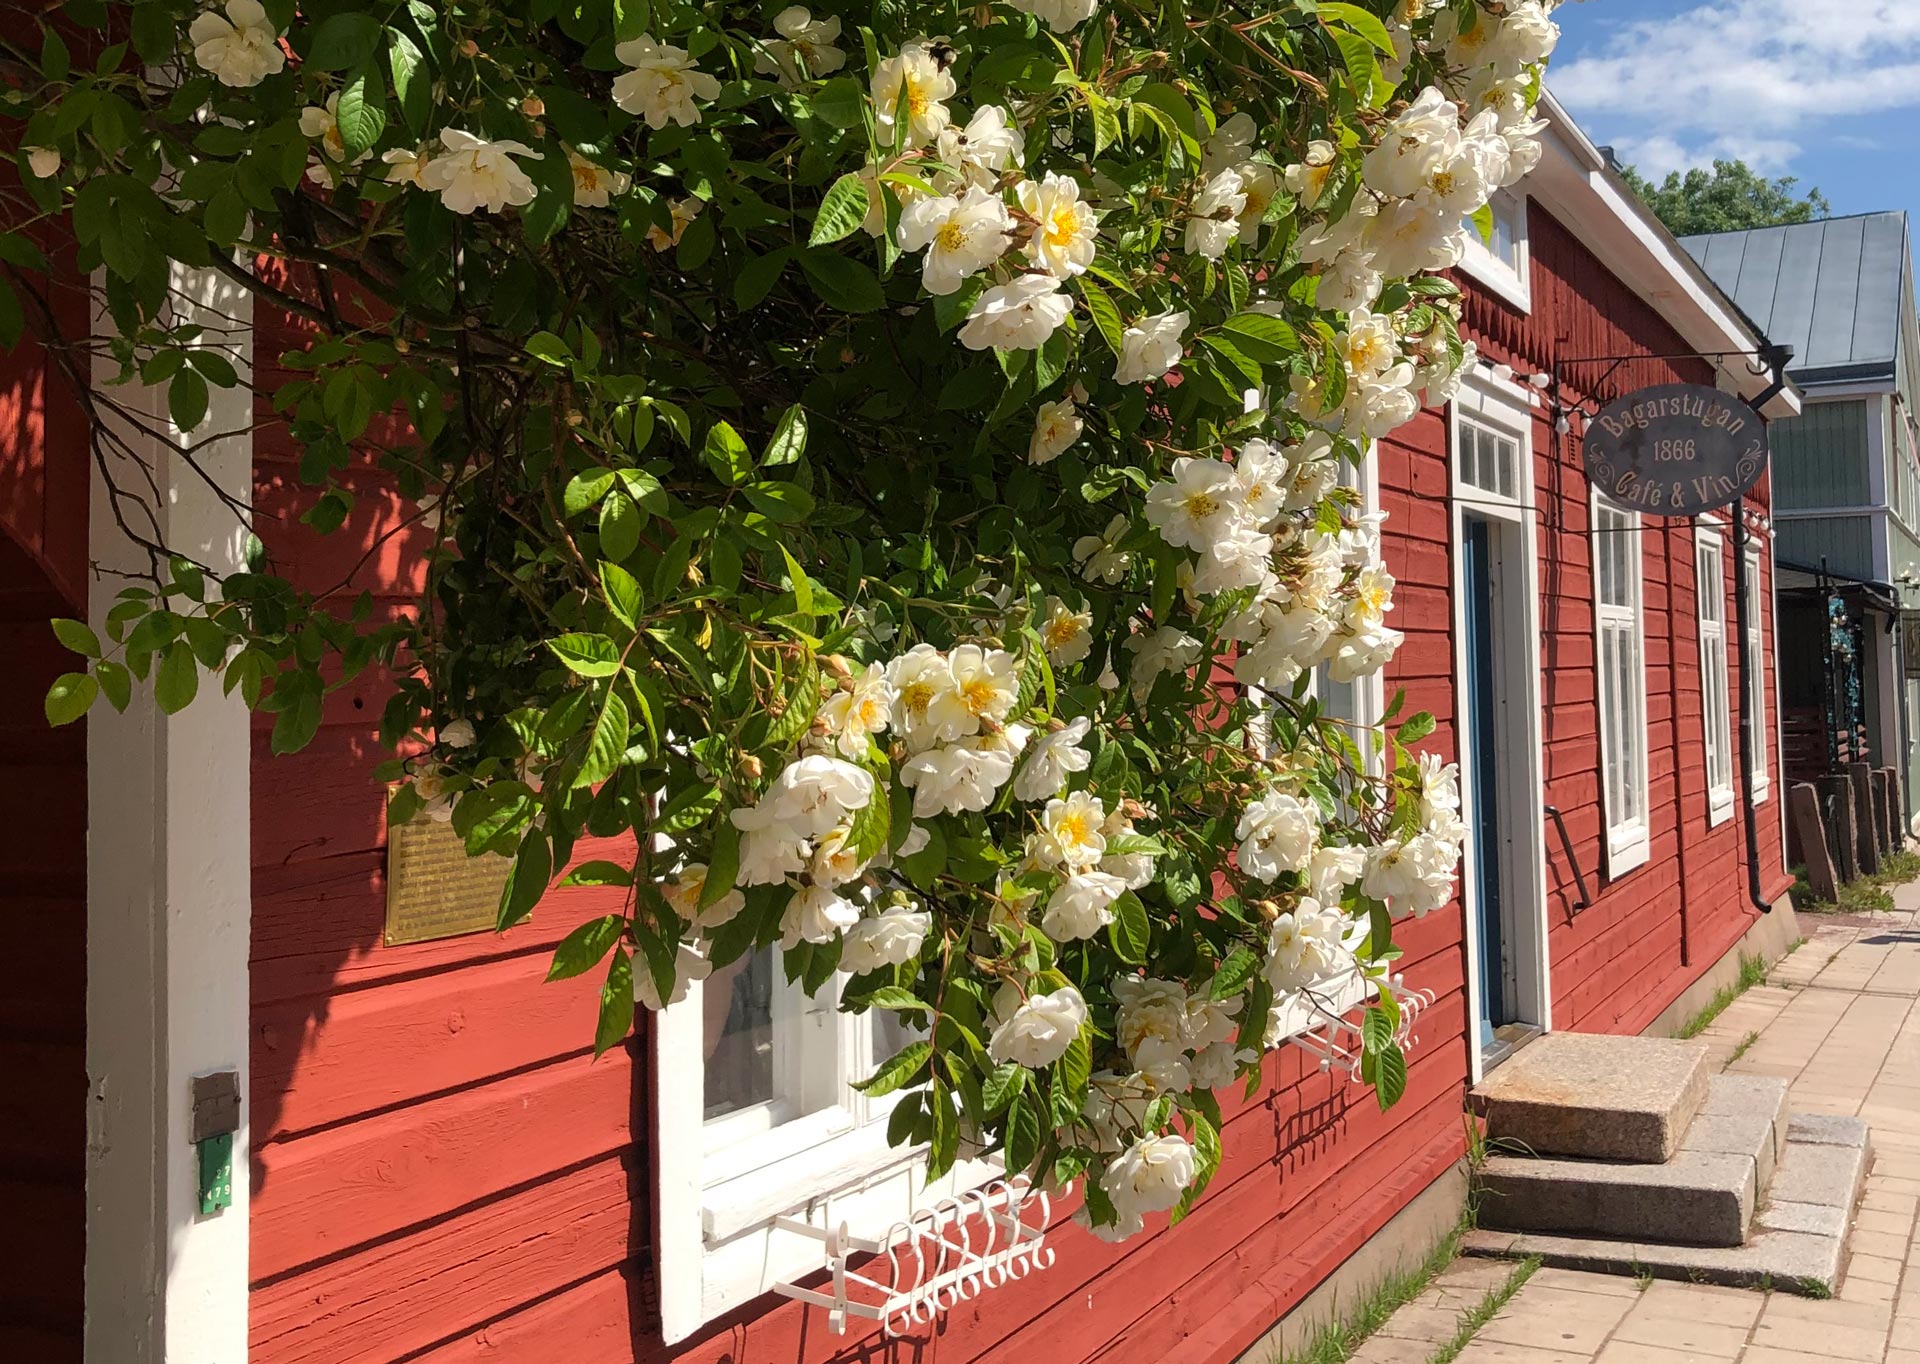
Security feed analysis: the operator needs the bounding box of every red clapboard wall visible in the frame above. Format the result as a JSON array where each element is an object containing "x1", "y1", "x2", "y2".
[
  {"x1": 0, "y1": 180, "x2": 89, "y2": 1364},
  {"x1": 246, "y1": 204, "x2": 1789, "y2": 1363}
]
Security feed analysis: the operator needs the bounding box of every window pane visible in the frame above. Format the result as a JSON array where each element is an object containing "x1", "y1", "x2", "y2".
[
  {"x1": 871, "y1": 1009, "x2": 924, "y2": 1072},
  {"x1": 704, "y1": 948, "x2": 776, "y2": 1121},
  {"x1": 1497, "y1": 435, "x2": 1516, "y2": 499}
]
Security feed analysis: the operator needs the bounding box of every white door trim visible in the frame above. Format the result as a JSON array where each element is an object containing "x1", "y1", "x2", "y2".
[
  {"x1": 1448, "y1": 374, "x2": 1551, "y2": 1084},
  {"x1": 85, "y1": 262, "x2": 254, "y2": 1364}
]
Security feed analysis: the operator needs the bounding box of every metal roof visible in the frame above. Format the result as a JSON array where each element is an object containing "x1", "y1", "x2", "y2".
[{"x1": 1681, "y1": 212, "x2": 1911, "y2": 388}]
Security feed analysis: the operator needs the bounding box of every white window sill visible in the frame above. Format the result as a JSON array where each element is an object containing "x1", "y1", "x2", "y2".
[
  {"x1": 1458, "y1": 246, "x2": 1531, "y2": 314},
  {"x1": 1749, "y1": 778, "x2": 1770, "y2": 806},
  {"x1": 1707, "y1": 791, "x2": 1735, "y2": 829},
  {"x1": 1606, "y1": 827, "x2": 1651, "y2": 879}
]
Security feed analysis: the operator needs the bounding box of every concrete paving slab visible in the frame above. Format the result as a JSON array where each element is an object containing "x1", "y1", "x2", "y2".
[
  {"x1": 1478, "y1": 1148, "x2": 1757, "y2": 1247},
  {"x1": 1461, "y1": 1226, "x2": 1847, "y2": 1295},
  {"x1": 1472, "y1": 1033, "x2": 1710, "y2": 1163}
]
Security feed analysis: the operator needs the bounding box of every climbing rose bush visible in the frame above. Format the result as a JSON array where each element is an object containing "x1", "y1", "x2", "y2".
[{"x1": 7, "y1": 0, "x2": 1559, "y2": 1236}]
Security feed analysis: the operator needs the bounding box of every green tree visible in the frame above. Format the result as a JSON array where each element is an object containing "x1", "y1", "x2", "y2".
[{"x1": 1620, "y1": 158, "x2": 1831, "y2": 236}]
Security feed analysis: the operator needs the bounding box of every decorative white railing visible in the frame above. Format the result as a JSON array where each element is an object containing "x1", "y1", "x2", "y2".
[
  {"x1": 1285, "y1": 971, "x2": 1438, "y2": 1081},
  {"x1": 771, "y1": 1175, "x2": 1054, "y2": 1336}
]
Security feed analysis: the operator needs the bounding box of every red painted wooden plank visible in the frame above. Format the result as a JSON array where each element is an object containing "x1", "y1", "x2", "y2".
[
  {"x1": 252, "y1": 953, "x2": 611, "y2": 1140},
  {"x1": 408, "y1": 1268, "x2": 641, "y2": 1364},
  {"x1": 250, "y1": 1155, "x2": 635, "y2": 1364}
]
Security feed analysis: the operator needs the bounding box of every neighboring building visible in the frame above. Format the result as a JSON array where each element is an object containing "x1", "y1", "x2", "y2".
[
  {"x1": 1683, "y1": 213, "x2": 1920, "y2": 814},
  {"x1": 0, "y1": 93, "x2": 1799, "y2": 1364}
]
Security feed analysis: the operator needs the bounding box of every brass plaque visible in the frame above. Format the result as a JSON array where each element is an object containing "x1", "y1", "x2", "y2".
[{"x1": 384, "y1": 816, "x2": 513, "y2": 946}]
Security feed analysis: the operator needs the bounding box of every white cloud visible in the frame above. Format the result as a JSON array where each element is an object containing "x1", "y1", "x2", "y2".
[{"x1": 1551, "y1": 1, "x2": 1920, "y2": 172}]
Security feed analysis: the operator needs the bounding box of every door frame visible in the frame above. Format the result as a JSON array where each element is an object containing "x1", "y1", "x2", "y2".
[{"x1": 1449, "y1": 373, "x2": 1551, "y2": 1083}]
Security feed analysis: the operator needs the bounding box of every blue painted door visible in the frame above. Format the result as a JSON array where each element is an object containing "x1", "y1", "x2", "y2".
[{"x1": 1463, "y1": 516, "x2": 1507, "y2": 1052}]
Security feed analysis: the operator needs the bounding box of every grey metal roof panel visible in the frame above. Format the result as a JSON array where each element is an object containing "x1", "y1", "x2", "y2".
[{"x1": 1682, "y1": 212, "x2": 1911, "y2": 380}]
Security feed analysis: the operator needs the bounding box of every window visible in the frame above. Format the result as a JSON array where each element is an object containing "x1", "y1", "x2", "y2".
[
  {"x1": 1696, "y1": 529, "x2": 1735, "y2": 826},
  {"x1": 1459, "y1": 416, "x2": 1521, "y2": 501},
  {"x1": 1744, "y1": 546, "x2": 1770, "y2": 803},
  {"x1": 1594, "y1": 500, "x2": 1650, "y2": 874},
  {"x1": 1459, "y1": 190, "x2": 1530, "y2": 312},
  {"x1": 655, "y1": 949, "x2": 989, "y2": 1342}
]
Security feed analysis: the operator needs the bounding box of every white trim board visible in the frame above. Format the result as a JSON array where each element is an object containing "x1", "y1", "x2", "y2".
[{"x1": 85, "y1": 261, "x2": 254, "y2": 1364}]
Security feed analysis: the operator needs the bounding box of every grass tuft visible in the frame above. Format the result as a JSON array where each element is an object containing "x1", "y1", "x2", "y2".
[
  {"x1": 1794, "y1": 849, "x2": 1920, "y2": 915},
  {"x1": 1270, "y1": 1220, "x2": 1469, "y2": 1364},
  {"x1": 1425, "y1": 1256, "x2": 1540, "y2": 1364},
  {"x1": 1675, "y1": 952, "x2": 1770, "y2": 1040},
  {"x1": 1729, "y1": 1029, "x2": 1761, "y2": 1062}
]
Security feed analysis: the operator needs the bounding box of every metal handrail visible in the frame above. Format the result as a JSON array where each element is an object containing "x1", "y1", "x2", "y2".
[{"x1": 1543, "y1": 804, "x2": 1593, "y2": 913}]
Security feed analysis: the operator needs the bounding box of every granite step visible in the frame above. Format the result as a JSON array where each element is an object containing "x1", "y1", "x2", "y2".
[
  {"x1": 1471, "y1": 1032, "x2": 1710, "y2": 1163},
  {"x1": 1475, "y1": 1075, "x2": 1788, "y2": 1247},
  {"x1": 1465, "y1": 1111, "x2": 1872, "y2": 1295}
]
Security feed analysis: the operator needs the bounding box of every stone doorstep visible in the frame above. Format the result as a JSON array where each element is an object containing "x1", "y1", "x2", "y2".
[
  {"x1": 1477, "y1": 1076, "x2": 1789, "y2": 1249},
  {"x1": 1463, "y1": 1116, "x2": 1873, "y2": 1296},
  {"x1": 1472, "y1": 1034, "x2": 1711, "y2": 1164}
]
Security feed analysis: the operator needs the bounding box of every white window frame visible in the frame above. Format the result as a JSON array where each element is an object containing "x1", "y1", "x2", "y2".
[
  {"x1": 1459, "y1": 189, "x2": 1531, "y2": 314},
  {"x1": 1696, "y1": 525, "x2": 1735, "y2": 828},
  {"x1": 1743, "y1": 543, "x2": 1770, "y2": 804},
  {"x1": 1592, "y1": 493, "x2": 1652, "y2": 876},
  {"x1": 654, "y1": 964, "x2": 997, "y2": 1342}
]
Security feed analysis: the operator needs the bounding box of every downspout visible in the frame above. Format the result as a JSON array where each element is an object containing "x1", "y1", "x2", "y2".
[
  {"x1": 1670, "y1": 523, "x2": 1692, "y2": 966},
  {"x1": 1733, "y1": 345, "x2": 1795, "y2": 913}
]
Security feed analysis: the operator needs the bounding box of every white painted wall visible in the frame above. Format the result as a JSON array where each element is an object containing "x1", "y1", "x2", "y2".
[{"x1": 86, "y1": 263, "x2": 254, "y2": 1363}]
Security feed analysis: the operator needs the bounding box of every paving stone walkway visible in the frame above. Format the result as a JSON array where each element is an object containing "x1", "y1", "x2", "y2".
[{"x1": 1350, "y1": 885, "x2": 1920, "y2": 1364}]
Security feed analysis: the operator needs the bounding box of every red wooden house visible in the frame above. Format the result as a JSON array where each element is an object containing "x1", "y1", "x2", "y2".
[{"x1": 0, "y1": 93, "x2": 1801, "y2": 1364}]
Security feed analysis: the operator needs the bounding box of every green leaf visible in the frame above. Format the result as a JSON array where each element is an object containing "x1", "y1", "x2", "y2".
[
  {"x1": 560, "y1": 860, "x2": 635, "y2": 888},
  {"x1": 95, "y1": 660, "x2": 132, "y2": 712},
  {"x1": 1108, "y1": 890, "x2": 1150, "y2": 965},
  {"x1": 1396, "y1": 711, "x2": 1436, "y2": 744},
  {"x1": 1222, "y1": 312, "x2": 1301, "y2": 363},
  {"x1": 778, "y1": 543, "x2": 814, "y2": 618},
  {"x1": 1004, "y1": 1090, "x2": 1043, "y2": 1172},
  {"x1": 809, "y1": 172, "x2": 871, "y2": 247},
  {"x1": 741, "y1": 481, "x2": 815, "y2": 524},
  {"x1": 1210, "y1": 947, "x2": 1260, "y2": 1000},
  {"x1": 335, "y1": 66, "x2": 387, "y2": 159},
  {"x1": 732, "y1": 248, "x2": 790, "y2": 311},
  {"x1": 809, "y1": 76, "x2": 866, "y2": 129},
  {"x1": 548, "y1": 914, "x2": 625, "y2": 980},
  {"x1": 1318, "y1": 2, "x2": 1397, "y2": 54},
  {"x1": 1374, "y1": 1041, "x2": 1408, "y2": 1110},
  {"x1": 1079, "y1": 278, "x2": 1126, "y2": 357},
  {"x1": 599, "y1": 491, "x2": 641, "y2": 563},
  {"x1": 844, "y1": 782, "x2": 892, "y2": 863},
  {"x1": 799, "y1": 250, "x2": 885, "y2": 312},
  {"x1": 1361, "y1": 1007, "x2": 1395, "y2": 1056},
  {"x1": 155, "y1": 641, "x2": 199, "y2": 714},
  {"x1": 863, "y1": 985, "x2": 933, "y2": 1013},
  {"x1": 575, "y1": 688, "x2": 631, "y2": 788},
  {"x1": 983, "y1": 1061, "x2": 1026, "y2": 1114},
  {"x1": 1471, "y1": 202, "x2": 1496, "y2": 248},
  {"x1": 854, "y1": 1040, "x2": 931, "y2": 1097},
  {"x1": 51, "y1": 618, "x2": 101, "y2": 658},
  {"x1": 388, "y1": 30, "x2": 431, "y2": 134},
  {"x1": 594, "y1": 948, "x2": 636, "y2": 1057},
  {"x1": 764, "y1": 404, "x2": 807, "y2": 466},
  {"x1": 703, "y1": 823, "x2": 741, "y2": 908},
  {"x1": 306, "y1": 12, "x2": 383, "y2": 70},
  {"x1": 40, "y1": 26, "x2": 70, "y2": 81},
  {"x1": 601, "y1": 562, "x2": 643, "y2": 628},
  {"x1": 547, "y1": 633, "x2": 622, "y2": 677},
  {"x1": 702, "y1": 421, "x2": 754, "y2": 486},
  {"x1": 44, "y1": 672, "x2": 97, "y2": 726},
  {"x1": 169, "y1": 369, "x2": 209, "y2": 433},
  {"x1": 497, "y1": 827, "x2": 552, "y2": 930}
]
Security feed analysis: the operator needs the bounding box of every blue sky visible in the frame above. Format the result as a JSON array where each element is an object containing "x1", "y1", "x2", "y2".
[{"x1": 1548, "y1": 0, "x2": 1920, "y2": 224}]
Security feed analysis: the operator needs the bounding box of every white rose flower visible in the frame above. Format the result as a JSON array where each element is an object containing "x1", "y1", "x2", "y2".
[
  {"x1": 1113, "y1": 975, "x2": 1194, "y2": 1087},
  {"x1": 632, "y1": 936, "x2": 711, "y2": 1011},
  {"x1": 947, "y1": 644, "x2": 1020, "y2": 731},
  {"x1": 898, "y1": 186, "x2": 1015, "y2": 295},
  {"x1": 189, "y1": 0, "x2": 285, "y2": 89},
  {"x1": 1017, "y1": 173, "x2": 1100, "y2": 279},
  {"x1": 1145, "y1": 456, "x2": 1243, "y2": 552},
  {"x1": 662, "y1": 862, "x2": 747, "y2": 930},
  {"x1": 299, "y1": 95, "x2": 357, "y2": 166},
  {"x1": 612, "y1": 36, "x2": 722, "y2": 129},
  {"x1": 24, "y1": 146, "x2": 60, "y2": 178},
  {"x1": 1124, "y1": 625, "x2": 1202, "y2": 697},
  {"x1": 1101, "y1": 1133, "x2": 1196, "y2": 1223},
  {"x1": 780, "y1": 882, "x2": 861, "y2": 948},
  {"x1": 1489, "y1": 1, "x2": 1560, "y2": 75},
  {"x1": 1338, "y1": 310, "x2": 1400, "y2": 382},
  {"x1": 1202, "y1": 111, "x2": 1258, "y2": 177},
  {"x1": 733, "y1": 817, "x2": 810, "y2": 886},
  {"x1": 872, "y1": 42, "x2": 957, "y2": 146},
  {"x1": 841, "y1": 903, "x2": 931, "y2": 973},
  {"x1": 438, "y1": 718, "x2": 477, "y2": 749},
  {"x1": 1307, "y1": 843, "x2": 1368, "y2": 905},
  {"x1": 818, "y1": 662, "x2": 894, "y2": 759},
  {"x1": 987, "y1": 984, "x2": 1088, "y2": 1068},
  {"x1": 939, "y1": 104, "x2": 1026, "y2": 190},
  {"x1": 382, "y1": 145, "x2": 434, "y2": 188},
  {"x1": 1006, "y1": 0, "x2": 1099, "y2": 34},
  {"x1": 761, "y1": 754, "x2": 876, "y2": 838},
  {"x1": 958, "y1": 275, "x2": 1073, "y2": 352},
  {"x1": 887, "y1": 643, "x2": 967, "y2": 750},
  {"x1": 1042, "y1": 870, "x2": 1126, "y2": 942},
  {"x1": 1235, "y1": 161, "x2": 1279, "y2": 240},
  {"x1": 1345, "y1": 563, "x2": 1396, "y2": 633},
  {"x1": 1237, "y1": 791, "x2": 1319, "y2": 881},
  {"x1": 1036, "y1": 790, "x2": 1109, "y2": 871},
  {"x1": 1016, "y1": 716, "x2": 1094, "y2": 802},
  {"x1": 1113, "y1": 310, "x2": 1190, "y2": 385},
  {"x1": 1184, "y1": 167, "x2": 1247, "y2": 261},
  {"x1": 1029, "y1": 397, "x2": 1084, "y2": 466},
  {"x1": 1099, "y1": 811, "x2": 1158, "y2": 890},
  {"x1": 567, "y1": 149, "x2": 631, "y2": 208},
  {"x1": 421, "y1": 130, "x2": 542, "y2": 215},
  {"x1": 1074, "y1": 514, "x2": 1135, "y2": 585},
  {"x1": 1076, "y1": 1071, "x2": 1157, "y2": 1154},
  {"x1": 1233, "y1": 439, "x2": 1291, "y2": 530},
  {"x1": 1040, "y1": 597, "x2": 1094, "y2": 667},
  {"x1": 1364, "y1": 199, "x2": 1468, "y2": 279},
  {"x1": 1362, "y1": 836, "x2": 1444, "y2": 914},
  {"x1": 1189, "y1": 525, "x2": 1276, "y2": 598},
  {"x1": 900, "y1": 743, "x2": 1017, "y2": 817},
  {"x1": 755, "y1": 6, "x2": 847, "y2": 88},
  {"x1": 646, "y1": 196, "x2": 703, "y2": 252},
  {"x1": 1188, "y1": 1039, "x2": 1254, "y2": 1091},
  {"x1": 1264, "y1": 898, "x2": 1356, "y2": 991},
  {"x1": 1329, "y1": 623, "x2": 1403, "y2": 682},
  {"x1": 1284, "y1": 140, "x2": 1338, "y2": 211},
  {"x1": 807, "y1": 824, "x2": 868, "y2": 888},
  {"x1": 1363, "y1": 87, "x2": 1457, "y2": 199}
]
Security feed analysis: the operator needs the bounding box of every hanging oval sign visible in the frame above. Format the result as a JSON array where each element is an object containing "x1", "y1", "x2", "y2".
[{"x1": 1583, "y1": 382, "x2": 1768, "y2": 518}]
